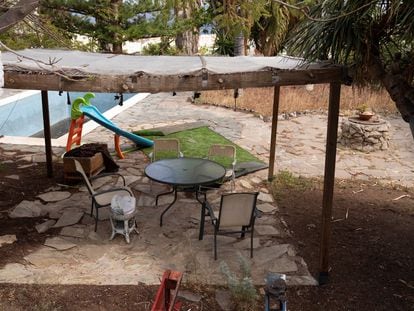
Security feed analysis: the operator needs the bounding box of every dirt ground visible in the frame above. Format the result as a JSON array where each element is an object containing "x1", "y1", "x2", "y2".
[{"x1": 0, "y1": 148, "x2": 413, "y2": 310}]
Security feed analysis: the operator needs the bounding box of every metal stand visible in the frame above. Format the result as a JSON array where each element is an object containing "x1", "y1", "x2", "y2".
[
  {"x1": 264, "y1": 273, "x2": 287, "y2": 311},
  {"x1": 109, "y1": 211, "x2": 139, "y2": 243}
]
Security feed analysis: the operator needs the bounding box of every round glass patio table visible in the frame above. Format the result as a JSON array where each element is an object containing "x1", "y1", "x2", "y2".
[{"x1": 145, "y1": 157, "x2": 226, "y2": 226}]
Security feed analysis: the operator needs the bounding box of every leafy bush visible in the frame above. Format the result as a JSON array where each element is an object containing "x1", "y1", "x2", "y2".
[
  {"x1": 142, "y1": 42, "x2": 178, "y2": 56},
  {"x1": 219, "y1": 254, "x2": 258, "y2": 311}
]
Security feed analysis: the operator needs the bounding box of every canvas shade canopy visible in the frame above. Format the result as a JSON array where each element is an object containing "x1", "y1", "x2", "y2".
[
  {"x1": 1, "y1": 48, "x2": 349, "y2": 284},
  {"x1": 2, "y1": 49, "x2": 346, "y2": 93}
]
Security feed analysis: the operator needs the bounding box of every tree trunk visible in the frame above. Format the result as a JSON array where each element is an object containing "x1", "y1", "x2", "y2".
[
  {"x1": 233, "y1": 32, "x2": 244, "y2": 56},
  {"x1": 175, "y1": 31, "x2": 199, "y2": 55},
  {"x1": 110, "y1": 0, "x2": 122, "y2": 54},
  {"x1": 174, "y1": 2, "x2": 200, "y2": 55},
  {"x1": 369, "y1": 58, "x2": 414, "y2": 139}
]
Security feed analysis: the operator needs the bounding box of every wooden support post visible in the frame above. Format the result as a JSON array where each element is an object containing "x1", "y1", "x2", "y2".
[
  {"x1": 41, "y1": 90, "x2": 53, "y2": 178},
  {"x1": 319, "y1": 82, "x2": 341, "y2": 284},
  {"x1": 268, "y1": 86, "x2": 280, "y2": 181}
]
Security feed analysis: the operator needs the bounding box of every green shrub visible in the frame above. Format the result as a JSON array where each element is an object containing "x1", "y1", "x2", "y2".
[
  {"x1": 219, "y1": 254, "x2": 258, "y2": 311},
  {"x1": 142, "y1": 42, "x2": 178, "y2": 56}
]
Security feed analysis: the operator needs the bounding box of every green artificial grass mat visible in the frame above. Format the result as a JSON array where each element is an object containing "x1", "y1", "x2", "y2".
[
  {"x1": 141, "y1": 126, "x2": 264, "y2": 169},
  {"x1": 133, "y1": 121, "x2": 208, "y2": 137}
]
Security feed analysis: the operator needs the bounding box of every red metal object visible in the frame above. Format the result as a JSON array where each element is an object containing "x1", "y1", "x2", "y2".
[
  {"x1": 66, "y1": 115, "x2": 85, "y2": 152},
  {"x1": 151, "y1": 270, "x2": 183, "y2": 311},
  {"x1": 114, "y1": 134, "x2": 125, "y2": 159}
]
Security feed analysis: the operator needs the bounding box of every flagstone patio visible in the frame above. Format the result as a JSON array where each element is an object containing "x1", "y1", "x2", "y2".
[
  {"x1": 2, "y1": 91, "x2": 413, "y2": 291},
  {"x1": 1, "y1": 148, "x2": 316, "y2": 287}
]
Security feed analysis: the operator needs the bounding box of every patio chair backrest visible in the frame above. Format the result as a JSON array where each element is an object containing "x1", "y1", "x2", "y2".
[
  {"x1": 208, "y1": 144, "x2": 236, "y2": 168},
  {"x1": 74, "y1": 159, "x2": 96, "y2": 195},
  {"x1": 152, "y1": 138, "x2": 182, "y2": 162},
  {"x1": 218, "y1": 192, "x2": 258, "y2": 228}
]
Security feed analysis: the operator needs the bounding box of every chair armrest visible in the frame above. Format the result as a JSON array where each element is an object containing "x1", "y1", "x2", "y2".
[
  {"x1": 90, "y1": 173, "x2": 126, "y2": 186},
  {"x1": 93, "y1": 187, "x2": 133, "y2": 198}
]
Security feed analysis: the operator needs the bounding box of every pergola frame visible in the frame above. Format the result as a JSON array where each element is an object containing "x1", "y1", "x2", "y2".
[{"x1": 2, "y1": 50, "x2": 348, "y2": 284}]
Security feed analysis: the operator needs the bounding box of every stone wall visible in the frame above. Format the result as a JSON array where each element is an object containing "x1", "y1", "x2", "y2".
[{"x1": 339, "y1": 118, "x2": 390, "y2": 152}]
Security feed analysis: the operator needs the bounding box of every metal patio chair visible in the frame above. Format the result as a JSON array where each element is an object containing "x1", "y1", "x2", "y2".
[
  {"x1": 148, "y1": 138, "x2": 184, "y2": 205},
  {"x1": 207, "y1": 144, "x2": 236, "y2": 191},
  {"x1": 149, "y1": 138, "x2": 183, "y2": 162},
  {"x1": 199, "y1": 192, "x2": 259, "y2": 260},
  {"x1": 74, "y1": 159, "x2": 134, "y2": 231}
]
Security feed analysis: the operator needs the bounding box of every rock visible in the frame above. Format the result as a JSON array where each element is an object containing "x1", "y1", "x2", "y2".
[
  {"x1": 253, "y1": 244, "x2": 292, "y2": 265},
  {"x1": 233, "y1": 238, "x2": 260, "y2": 249},
  {"x1": 287, "y1": 275, "x2": 318, "y2": 286},
  {"x1": 35, "y1": 220, "x2": 56, "y2": 233},
  {"x1": 24, "y1": 247, "x2": 78, "y2": 266},
  {"x1": 239, "y1": 179, "x2": 253, "y2": 189},
  {"x1": 0, "y1": 234, "x2": 17, "y2": 246},
  {"x1": 125, "y1": 167, "x2": 142, "y2": 176},
  {"x1": 215, "y1": 289, "x2": 232, "y2": 311},
  {"x1": 124, "y1": 175, "x2": 140, "y2": 186},
  {"x1": 9, "y1": 200, "x2": 45, "y2": 218},
  {"x1": 37, "y1": 191, "x2": 71, "y2": 202},
  {"x1": 53, "y1": 210, "x2": 84, "y2": 228},
  {"x1": 268, "y1": 256, "x2": 299, "y2": 273},
  {"x1": 44, "y1": 237, "x2": 77, "y2": 251},
  {"x1": 136, "y1": 194, "x2": 155, "y2": 207},
  {"x1": 87, "y1": 231, "x2": 104, "y2": 241},
  {"x1": 49, "y1": 211, "x2": 64, "y2": 219},
  {"x1": 257, "y1": 203, "x2": 278, "y2": 214},
  {"x1": 250, "y1": 177, "x2": 262, "y2": 184},
  {"x1": 258, "y1": 192, "x2": 273, "y2": 203},
  {"x1": 17, "y1": 163, "x2": 37, "y2": 169},
  {"x1": 255, "y1": 225, "x2": 280, "y2": 236},
  {"x1": 178, "y1": 290, "x2": 202, "y2": 303},
  {"x1": 60, "y1": 226, "x2": 86, "y2": 238}
]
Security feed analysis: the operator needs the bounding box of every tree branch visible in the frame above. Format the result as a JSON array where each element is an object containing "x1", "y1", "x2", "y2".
[
  {"x1": 0, "y1": 41, "x2": 89, "y2": 82},
  {"x1": 0, "y1": 0, "x2": 39, "y2": 32},
  {"x1": 272, "y1": 0, "x2": 378, "y2": 23}
]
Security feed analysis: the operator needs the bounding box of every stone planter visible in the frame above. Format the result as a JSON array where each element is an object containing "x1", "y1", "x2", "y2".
[{"x1": 339, "y1": 117, "x2": 390, "y2": 152}]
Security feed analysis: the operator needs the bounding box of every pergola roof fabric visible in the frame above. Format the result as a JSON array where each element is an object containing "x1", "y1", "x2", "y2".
[{"x1": 2, "y1": 49, "x2": 322, "y2": 76}]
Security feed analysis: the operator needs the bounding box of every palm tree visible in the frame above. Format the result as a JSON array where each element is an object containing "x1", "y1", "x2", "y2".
[{"x1": 287, "y1": 0, "x2": 414, "y2": 138}]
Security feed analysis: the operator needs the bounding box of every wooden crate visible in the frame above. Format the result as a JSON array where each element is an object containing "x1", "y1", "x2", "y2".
[{"x1": 63, "y1": 152, "x2": 105, "y2": 180}]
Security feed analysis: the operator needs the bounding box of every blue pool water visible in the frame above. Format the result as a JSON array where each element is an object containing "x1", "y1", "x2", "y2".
[{"x1": 0, "y1": 91, "x2": 134, "y2": 138}]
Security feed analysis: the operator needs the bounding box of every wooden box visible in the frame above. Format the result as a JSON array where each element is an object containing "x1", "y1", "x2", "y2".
[{"x1": 63, "y1": 152, "x2": 105, "y2": 180}]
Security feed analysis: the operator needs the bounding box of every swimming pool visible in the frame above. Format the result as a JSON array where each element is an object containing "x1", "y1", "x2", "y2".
[{"x1": 0, "y1": 90, "x2": 134, "y2": 138}]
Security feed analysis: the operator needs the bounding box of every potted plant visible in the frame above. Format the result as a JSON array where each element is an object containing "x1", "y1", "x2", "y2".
[{"x1": 356, "y1": 104, "x2": 375, "y2": 121}]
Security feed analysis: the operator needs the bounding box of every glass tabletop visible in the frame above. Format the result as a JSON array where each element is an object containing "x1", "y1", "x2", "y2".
[{"x1": 144, "y1": 158, "x2": 226, "y2": 187}]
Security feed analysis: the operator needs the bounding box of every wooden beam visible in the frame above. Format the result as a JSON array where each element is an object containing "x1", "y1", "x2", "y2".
[
  {"x1": 4, "y1": 67, "x2": 346, "y2": 93},
  {"x1": 268, "y1": 86, "x2": 280, "y2": 181},
  {"x1": 41, "y1": 90, "x2": 53, "y2": 178},
  {"x1": 319, "y1": 82, "x2": 341, "y2": 285}
]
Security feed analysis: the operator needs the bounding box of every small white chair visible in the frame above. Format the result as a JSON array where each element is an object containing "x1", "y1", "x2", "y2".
[{"x1": 109, "y1": 195, "x2": 139, "y2": 243}]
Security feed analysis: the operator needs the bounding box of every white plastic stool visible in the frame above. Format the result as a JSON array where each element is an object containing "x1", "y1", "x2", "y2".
[{"x1": 110, "y1": 195, "x2": 139, "y2": 243}]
